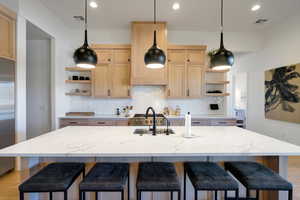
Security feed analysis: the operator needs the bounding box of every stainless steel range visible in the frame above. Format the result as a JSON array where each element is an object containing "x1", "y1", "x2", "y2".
[{"x1": 128, "y1": 114, "x2": 166, "y2": 126}]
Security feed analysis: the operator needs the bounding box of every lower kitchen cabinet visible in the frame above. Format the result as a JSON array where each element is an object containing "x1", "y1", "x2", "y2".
[
  {"x1": 59, "y1": 118, "x2": 129, "y2": 128},
  {"x1": 169, "y1": 118, "x2": 236, "y2": 126}
]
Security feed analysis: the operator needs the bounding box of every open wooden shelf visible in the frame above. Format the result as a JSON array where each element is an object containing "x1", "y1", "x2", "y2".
[
  {"x1": 65, "y1": 92, "x2": 91, "y2": 96},
  {"x1": 206, "y1": 81, "x2": 230, "y2": 85},
  {"x1": 65, "y1": 80, "x2": 91, "y2": 84},
  {"x1": 65, "y1": 67, "x2": 92, "y2": 72},
  {"x1": 205, "y1": 93, "x2": 230, "y2": 97},
  {"x1": 205, "y1": 69, "x2": 230, "y2": 73}
]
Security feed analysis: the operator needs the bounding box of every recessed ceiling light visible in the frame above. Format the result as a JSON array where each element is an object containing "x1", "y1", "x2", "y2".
[
  {"x1": 89, "y1": 1, "x2": 98, "y2": 8},
  {"x1": 172, "y1": 2, "x2": 180, "y2": 10},
  {"x1": 251, "y1": 4, "x2": 261, "y2": 11}
]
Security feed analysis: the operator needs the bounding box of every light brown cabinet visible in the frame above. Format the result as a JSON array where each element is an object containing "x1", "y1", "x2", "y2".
[
  {"x1": 91, "y1": 45, "x2": 131, "y2": 98},
  {"x1": 59, "y1": 118, "x2": 129, "y2": 128},
  {"x1": 0, "y1": 5, "x2": 16, "y2": 61},
  {"x1": 131, "y1": 22, "x2": 168, "y2": 85},
  {"x1": 167, "y1": 46, "x2": 206, "y2": 99}
]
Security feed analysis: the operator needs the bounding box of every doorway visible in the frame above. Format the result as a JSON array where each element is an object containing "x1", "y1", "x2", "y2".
[{"x1": 26, "y1": 22, "x2": 52, "y2": 139}]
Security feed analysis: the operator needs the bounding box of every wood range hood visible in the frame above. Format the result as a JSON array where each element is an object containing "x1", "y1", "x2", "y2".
[{"x1": 131, "y1": 21, "x2": 168, "y2": 86}]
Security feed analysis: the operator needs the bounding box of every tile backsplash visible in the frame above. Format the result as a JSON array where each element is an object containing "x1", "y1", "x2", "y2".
[{"x1": 68, "y1": 86, "x2": 226, "y2": 115}]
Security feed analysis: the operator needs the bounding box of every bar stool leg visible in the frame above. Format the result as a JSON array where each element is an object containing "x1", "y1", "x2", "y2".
[
  {"x1": 178, "y1": 190, "x2": 181, "y2": 200},
  {"x1": 256, "y1": 190, "x2": 260, "y2": 200},
  {"x1": 121, "y1": 190, "x2": 124, "y2": 200},
  {"x1": 184, "y1": 169, "x2": 186, "y2": 200},
  {"x1": 224, "y1": 190, "x2": 227, "y2": 200},
  {"x1": 64, "y1": 191, "x2": 68, "y2": 200},
  {"x1": 246, "y1": 189, "x2": 250, "y2": 199},
  {"x1": 128, "y1": 170, "x2": 130, "y2": 200},
  {"x1": 96, "y1": 192, "x2": 98, "y2": 200},
  {"x1": 19, "y1": 191, "x2": 24, "y2": 200},
  {"x1": 235, "y1": 189, "x2": 239, "y2": 200},
  {"x1": 137, "y1": 190, "x2": 141, "y2": 200},
  {"x1": 79, "y1": 191, "x2": 82, "y2": 200},
  {"x1": 214, "y1": 191, "x2": 217, "y2": 200},
  {"x1": 171, "y1": 192, "x2": 173, "y2": 200},
  {"x1": 83, "y1": 191, "x2": 86, "y2": 200},
  {"x1": 49, "y1": 192, "x2": 53, "y2": 200},
  {"x1": 194, "y1": 190, "x2": 197, "y2": 200},
  {"x1": 288, "y1": 189, "x2": 293, "y2": 200}
]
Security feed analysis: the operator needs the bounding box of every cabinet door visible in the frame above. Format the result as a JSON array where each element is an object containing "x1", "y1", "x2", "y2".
[
  {"x1": 187, "y1": 50, "x2": 205, "y2": 65},
  {"x1": 0, "y1": 13, "x2": 15, "y2": 60},
  {"x1": 131, "y1": 22, "x2": 168, "y2": 85},
  {"x1": 167, "y1": 50, "x2": 186, "y2": 98},
  {"x1": 110, "y1": 49, "x2": 131, "y2": 98},
  {"x1": 110, "y1": 64, "x2": 130, "y2": 97},
  {"x1": 187, "y1": 65, "x2": 203, "y2": 98},
  {"x1": 95, "y1": 50, "x2": 113, "y2": 64},
  {"x1": 92, "y1": 64, "x2": 110, "y2": 97}
]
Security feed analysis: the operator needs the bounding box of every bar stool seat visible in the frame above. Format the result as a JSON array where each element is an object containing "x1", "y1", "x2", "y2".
[
  {"x1": 136, "y1": 162, "x2": 181, "y2": 200},
  {"x1": 225, "y1": 161, "x2": 293, "y2": 200},
  {"x1": 79, "y1": 163, "x2": 130, "y2": 200},
  {"x1": 19, "y1": 163, "x2": 85, "y2": 200},
  {"x1": 80, "y1": 163, "x2": 129, "y2": 191},
  {"x1": 185, "y1": 162, "x2": 238, "y2": 190},
  {"x1": 184, "y1": 162, "x2": 238, "y2": 200},
  {"x1": 137, "y1": 162, "x2": 180, "y2": 191}
]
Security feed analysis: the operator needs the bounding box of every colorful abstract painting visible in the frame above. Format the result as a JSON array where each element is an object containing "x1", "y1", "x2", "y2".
[{"x1": 265, "y1": 63, "x2": 300, "y2": 123}]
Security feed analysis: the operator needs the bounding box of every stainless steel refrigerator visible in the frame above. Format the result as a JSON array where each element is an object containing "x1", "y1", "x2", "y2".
[{"x1": 0, "y1": 59, "x2": 15, "y2": 175}]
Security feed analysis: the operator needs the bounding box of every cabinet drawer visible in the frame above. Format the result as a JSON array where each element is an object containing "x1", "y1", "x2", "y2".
[
  {"x1": 88, "y1": 120, "x2": 115, "y2": 126},
  {"x1": 191, "y1": 120, "x2": 210, "y2": 126},
  {"x1": 60, "y1": 119, "x2": 91, "y2": 128},
  {"x1": 210, "y1": 120, "x2": 236, "y2": 126},
  {"x1": 115, "y1": 120, "x2": 129, "y2": 126},
  {"x1": 168, "y1": 119, "x2": 185, "y2": 126}
]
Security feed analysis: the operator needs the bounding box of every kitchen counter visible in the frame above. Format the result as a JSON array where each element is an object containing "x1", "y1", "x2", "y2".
[
  {"x1": 59, "y1": 114, "x2": 235, "y2": 119},
  {"x1": 0, "y1": 126, "x2": 299, "y2": 157}
]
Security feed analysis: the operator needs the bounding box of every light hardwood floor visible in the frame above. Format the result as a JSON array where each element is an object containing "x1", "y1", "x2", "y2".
[{"x1": 0, "y1": 158, "x2": 299, "y2": 200}]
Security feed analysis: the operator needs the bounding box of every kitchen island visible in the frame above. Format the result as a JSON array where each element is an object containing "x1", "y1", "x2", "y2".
[{"x1": 0, "y1": 126, "x2": 300, "y2": 200}]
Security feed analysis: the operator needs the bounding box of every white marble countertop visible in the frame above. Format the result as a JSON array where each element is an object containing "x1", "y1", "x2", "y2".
[{"x1": 0, "y1": 126, "x2": 300, "y2": 157}]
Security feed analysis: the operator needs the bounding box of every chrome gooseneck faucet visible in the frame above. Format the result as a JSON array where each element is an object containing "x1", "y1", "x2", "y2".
[{"x1": 145, "y1": 107, "x2": 156, "y2": 135}]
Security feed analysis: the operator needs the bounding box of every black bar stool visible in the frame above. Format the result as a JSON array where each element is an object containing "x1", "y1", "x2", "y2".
[
  {"x1": 136, "y1": 162, "x2": 181, "y2": 200},
  {"x1": 184, "y1": 162, "x2": 239, "y2": 200},
  {"x1": 225, "y1": 161, "x2": 293, "y2": 200},
  {"x1": 19, "y1": 162, "x2": 85, "y2": 200},
  {"x1": 79, "y1": 163, "x2": 130, "y2": 200}
]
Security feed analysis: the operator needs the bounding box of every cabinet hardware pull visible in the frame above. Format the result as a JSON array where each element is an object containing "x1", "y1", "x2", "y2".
[
  {"x1": 128, "y1": 89, "x2": 130, "y2": 96},
  {"x1": 168, "y1": 59, "x2": 171, "y2": 62},
  {"x1": 187, "y1": 59, "x2": 190, "y2": 62},
  {"x1": 128, "y1": 58, "x2": 131, "y2": 62},
  {"x1": 168, "y1": 89, "x2": 171, "y2": 96},
  {"x1": 69, "y1": 122, "x2": 79, "y2": 124},
  {"x1": 108, "y1": 58, "x2": 111, "y2": 62},
  {"x1": 187, "y1": 89, "x2": 190, "y2": 96},
  {"x1": 97, "y1": 122, "x2": 106, "y2": 125},
  {"x1": 108, "y1": 89, "x2": 111, "y2": 96}
]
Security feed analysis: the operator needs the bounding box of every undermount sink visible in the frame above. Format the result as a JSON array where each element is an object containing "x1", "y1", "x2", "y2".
[{"x1": 133, "y1": 128, "x2": 175, "y2": 135}]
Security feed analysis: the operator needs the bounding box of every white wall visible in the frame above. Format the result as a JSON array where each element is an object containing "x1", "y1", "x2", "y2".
[{"x1": 238, "y1": 14, "x2": 300, "y2": 145}]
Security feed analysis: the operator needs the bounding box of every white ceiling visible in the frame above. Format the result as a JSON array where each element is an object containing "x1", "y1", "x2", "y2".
[{"x1": 40, "y1": 0, "x2": 300, "y2": 32}]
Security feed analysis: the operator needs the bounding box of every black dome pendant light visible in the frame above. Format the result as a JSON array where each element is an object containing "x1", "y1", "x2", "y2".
[
  {"x1": 73, "y1": 0, "x2": 98, "y2": 69},
  {"x1": 144, "y1": 0, "x2": 166, "y2": 69},
  {"x1": 210, "y1": 0, "x2": 234, "y2": 70}
]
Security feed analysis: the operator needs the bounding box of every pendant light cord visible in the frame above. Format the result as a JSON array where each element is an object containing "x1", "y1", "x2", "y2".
[
  {"x1": 154, "y1": 0, "x2": 157, "y2": 24},
  {"x1": 220, "y1": 0, "x2": 224, "y2": 48},
  {"x1": 153, "y1": 0, "x2": 157, "y2": 46},
  {"x1": 84, "y1": 0, "x2": 88, "y2": 46}
]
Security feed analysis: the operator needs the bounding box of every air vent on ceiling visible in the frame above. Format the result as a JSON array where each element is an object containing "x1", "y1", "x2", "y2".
[
  {"x1": 73, "y1": 16, "x2": 84, "y2": 21},
  {"x1": 255, "y1": 19, "x2": 269, "y2": 24}
]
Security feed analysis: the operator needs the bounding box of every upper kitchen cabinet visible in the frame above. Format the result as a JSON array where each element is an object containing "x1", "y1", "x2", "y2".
[
  {"x1": 91, "y1": 45, "x2": 131, "y2": 98},
  {"x1": 167, "y1": 45, "x2": 207, "y2": 99},
  {"x1": 0, "y1": 5, "x2": 16, "y2": 61},
  {"x1": 131, "y1": 22, "x2": 168, "y2": 85}
]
